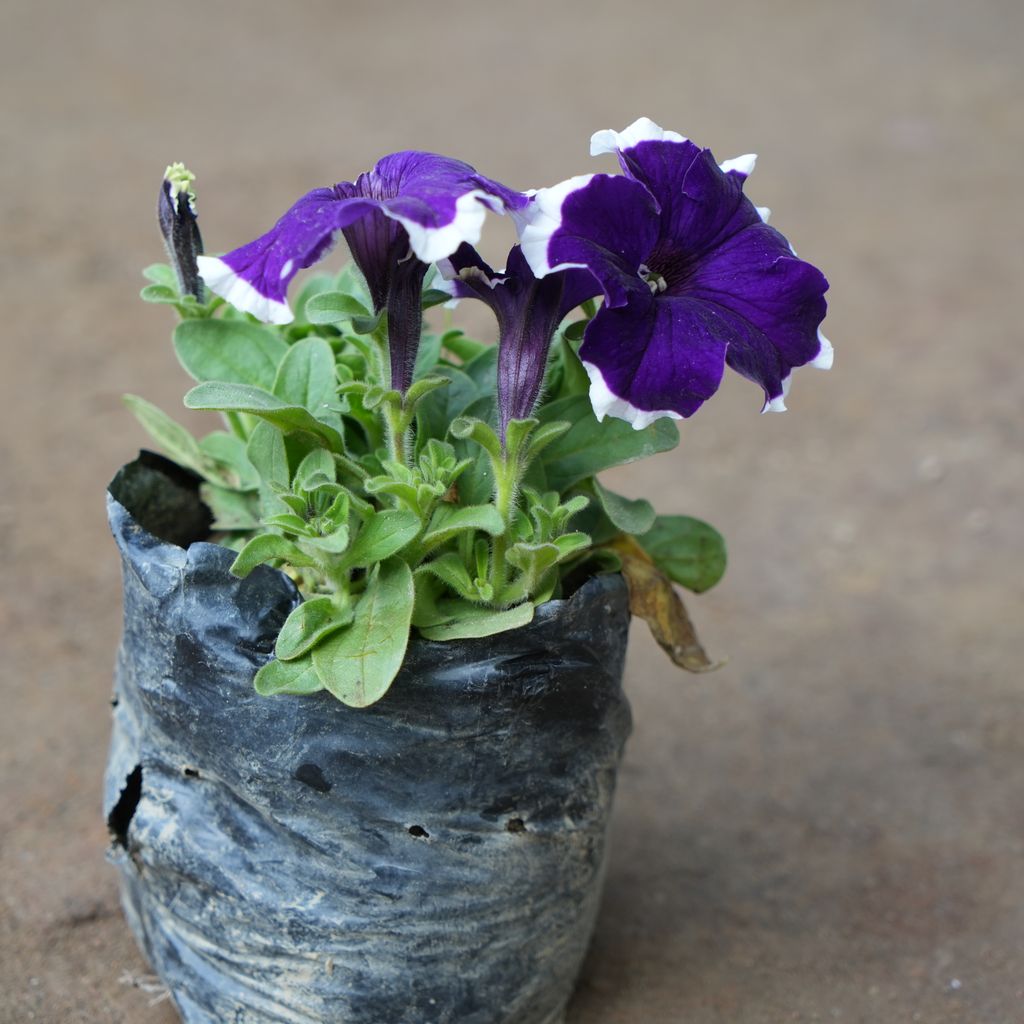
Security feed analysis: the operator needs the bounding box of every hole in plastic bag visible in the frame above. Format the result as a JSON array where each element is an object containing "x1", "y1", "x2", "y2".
[{"x1": 108, "y1": 765, "x2": 143, "y2": 848}]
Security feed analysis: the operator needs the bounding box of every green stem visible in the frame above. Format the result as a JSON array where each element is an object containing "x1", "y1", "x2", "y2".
[
  {"x1": 382, "y1": 401, "x2": 410, "y2": 468},
  {"x1": 489, "y1": 454, "x2": 520, "y2": 597},
  {"x1": 224, "y1": 411, "x2": 248, "y2": 441}
]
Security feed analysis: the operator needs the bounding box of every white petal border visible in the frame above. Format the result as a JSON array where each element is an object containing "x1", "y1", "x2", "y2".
[
  {"x1": 389, "y1": 189, "x2": 506, "y2": 265},
  {"x1": 584, "y1": 360, "x2": 683, "y2": 431},
  {"x1": 196, "y1": 255, "x2": 294, "y2": 325},
  {"x1": 590, "y1": 117, "x2": 687, "y2": 157},
  {"x1": 517, "y1": 175, "x2": 595, "y2": 277}
]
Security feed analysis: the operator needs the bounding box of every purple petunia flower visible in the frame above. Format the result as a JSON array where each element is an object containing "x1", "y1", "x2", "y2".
[
  {"x1": 197, "y1": 151, "x2": 524, "y2": 393},
  {"x1": 518, "y1": 117, "x2": 832, "y2": 427},
  {"x1": 437, "y1": 243, "x2": 599, "y2": 442}
]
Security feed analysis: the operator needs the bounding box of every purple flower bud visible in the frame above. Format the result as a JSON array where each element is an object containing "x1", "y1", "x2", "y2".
[{"x1": 158, "y1": 163, "x2": 205, "y2": 301}]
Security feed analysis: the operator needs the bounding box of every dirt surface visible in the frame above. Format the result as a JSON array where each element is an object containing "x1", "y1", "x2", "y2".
[{"x1": 2, "y1": 1, "x2": 1022, "y2": 1021}]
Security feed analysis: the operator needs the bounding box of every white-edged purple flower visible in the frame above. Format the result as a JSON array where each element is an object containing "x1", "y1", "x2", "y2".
[
  {"x1": 518, "y1": 117, "x2": 832, "y2": 427},
  {"x1": 438, "y1": 243, "x2": 599, "y2": 442},
  {"x1": 197, "y1": 151, "x2": 524, "y2": 392}
]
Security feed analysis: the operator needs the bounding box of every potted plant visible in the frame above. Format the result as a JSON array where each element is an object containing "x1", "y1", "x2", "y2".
[{"x1": 105, "y1": 118, "x2": 831, "y2": 1024}]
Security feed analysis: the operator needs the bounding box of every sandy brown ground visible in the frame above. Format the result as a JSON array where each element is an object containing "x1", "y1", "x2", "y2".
[{"x1": 2, "y1": 1, "x2": 1022, "y2": 1021}]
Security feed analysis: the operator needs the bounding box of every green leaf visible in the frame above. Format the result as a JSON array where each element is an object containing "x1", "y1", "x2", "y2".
[
  {"x1": 143, "y1": 263, "x2": 178, "y2": 288},
  {"x1": 538, "y1": 395, "x2": 679, "y2": 492},
  {"x1": 230, "y1": 534, "x2": 317, "y2": 578},
  {"x1": 440, "y1": 331, "x2": 489, "y2": 364},
  {"x1": 292, "y1": 274, "x2": 338, "y2": 322},
  {"x1": 123, "y1": 394, "x2": 232, "y2": 484},
  {"x1": 421, "y1": 288, "x2": 453, "y2": 310},
  {"x1": 199, "y1": 483, "x2": 259, "y2": 530},
  {"x1": 462, "y1": 344, "x2": 498, "y2": 393},
  {"x1": 415, "y1": 366, "x2": 479, "y2": 446},
  {"x1": 312, "y1": 558, "x2": 415, "y2": 707},
  {"x1": 272, "y1": 337, "x2": 338, "y2": 415},
  {"x1": 254, "y1": 654, "x2": 325, "y2": 696},
  {"x1": 140, "y1": 284, "x2": 179, "y2": 304},
  {"x1": 174, "y1": 319, "x2": 288, "y2": 389},
  {"x1": 276, "y1": 596, "x2": 353, "y2": 661},
  {"x1": 344, "y1": 509, "x2": 421, "y2": 568},
  {"x1": 303, "y1": 526, "x2": 350, "y2": 554},
  {"x1": 246, "y1": 421, "x2": 290, "y2": 517},
  {"x1": 419, "y1": 504, "x2": 504, "y2": 552},
  {"x1": 637, "y1": 515, "x2": 727, "y2": 593},
  {"x1": 415, "y1": 553, "x2": 483, "y2": 602},
  {"x1": 592, "y1": 478, "x2": 656, "y2": 535},
  {"x1": 414, "y1": 332, "x2": 444, "y2": 381},
  {"x1": 198, "y1": 432, "x2": 259, "y2": 490},
  {"x1": 305, "y1": 291, "x2": 371, "y2": 325},
  {"x1": 419, "y1": 601, "x2": 534, "y2": 641},
  {"x1": 185, "y1": 382, "x2": 344, "y2": 452},
  {"x1": 450, "y1": 416, "x2": 501, "y2": 461},
  {"x1": 293, "y1": 447, "x2": 336, "y2": 491},
  {"x1": 562, "y1": 319, "x2": 587, "y2": 343}
]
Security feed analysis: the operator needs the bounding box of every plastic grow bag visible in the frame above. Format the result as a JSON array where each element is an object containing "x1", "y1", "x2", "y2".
[{"x1": 104, "y1": 452, "x2": 633, "y2": 1024}]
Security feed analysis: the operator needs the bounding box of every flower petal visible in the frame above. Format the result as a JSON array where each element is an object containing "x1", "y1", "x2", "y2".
[
  {"x1": 369, "y1": 151, "x2": 526, "y2": 263},
  {"x1": 579, "y1": 294, "x2": 731, "y2": 424},
  {"x1": 684, "y1": 222, "x2": 830, "y2": 406},
  {"x1": 518, "y1": 173, "x2": 658, "y2": 307},
  {"x1": 590, "y1": 117, "x2": 687, "y2": 158},
  {"x1": 198, "y1": 187, "x2": 375, "y2": 322}
]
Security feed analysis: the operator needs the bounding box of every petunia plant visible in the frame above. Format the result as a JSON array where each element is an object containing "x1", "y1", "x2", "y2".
[{"x1": 129, "y1": 120, "x2": 831, "y2": 707}]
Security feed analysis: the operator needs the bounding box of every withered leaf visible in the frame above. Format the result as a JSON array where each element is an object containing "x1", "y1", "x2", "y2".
[{"x1": 608, "y1": 535, "x2": 722, "y2": 673}]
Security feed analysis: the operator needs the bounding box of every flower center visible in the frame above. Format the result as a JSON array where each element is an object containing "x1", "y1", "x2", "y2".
[{"x1": 638, "y1": 263, "x2": 668, "y2": 294}]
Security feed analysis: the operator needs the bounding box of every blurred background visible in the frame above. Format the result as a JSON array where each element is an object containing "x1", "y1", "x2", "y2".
[{"x1": 2, "y1": 0, "x2": 1022, "y2": 1020}]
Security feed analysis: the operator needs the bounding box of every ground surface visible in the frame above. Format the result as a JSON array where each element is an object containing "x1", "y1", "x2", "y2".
[{"x1": 2, "y1": 1, "x2": 1022, "y2": 1021}]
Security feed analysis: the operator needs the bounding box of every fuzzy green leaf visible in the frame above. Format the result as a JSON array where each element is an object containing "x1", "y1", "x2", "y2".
[
  {"x1": 304, "y1": 291, "x2": 371, "y2": 325},
  {"x1": 637, "y1": 515, "x2": 727, "y2": 593},
  {"x1": 174, "y1": 319, "x2": 288, "y2": 389},
  {"x1": 344, "y1": 509, "x2": 421, "y2": 568},
  {"x1": 419, "y1": 601, "x2": 534, "y2": 641},
  {"x1": 272, "y1": 337, "x2": 338, "y2": 415},
  {"x1": 185, "y1": 382, "x2": 345, "y2": 452},
  {"x1": 123, "y1": 395, "x2": 234, "y2": 485},
  {"x1": 275, "y1": 596, "x2": 353, "y2": 661},
  {"x1": 592, "y1": 478, "x2": 656, "y2": 535},
  {"x1": 143, "y1": 263, "x2": 178, "y2": 288},
  {"x1": 415, "y1": 366, "x2": 479, "y2": 445},
  {"x1": 312, "y1": 559, "x2": 415, "y2": 707},
  {"x1": 538, "y1": 395, "x2": 679, "y2": 492},
  {"x1": 198, "y1": 432, "x2": 259, "y2": 490},
  {"x1": 230, "y1": 533, "x2": 317, "y2": 578},
  {"x1": 254, "y1": 654, "x2": 325, "y2": 696},
  {"x1": 415, "y1": 553, "x2": 480, "y2": 601},
  {"x1": 140, "y1": 284, "x2": 179, "y2": 304},
  {"x1": 420, "y1": 504, "x2": 504, "y2": 552},
  {"x1": 293, "y1": 448, "x2": 336, "y2": 491}
]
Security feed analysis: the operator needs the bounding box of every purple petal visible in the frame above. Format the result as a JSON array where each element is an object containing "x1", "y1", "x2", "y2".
[
  {"x1": 197, "y1": 188, "x2": 374, "y2": 324},
  {"x1": 685, "y1": 223, "x2": 830, "y2": 409},
  {"x1": 580, "y1": 294, "x2": 731, "y2": 426},
  {"x1": 517, "y1": 174, "x2": 658, "y2": 307}
]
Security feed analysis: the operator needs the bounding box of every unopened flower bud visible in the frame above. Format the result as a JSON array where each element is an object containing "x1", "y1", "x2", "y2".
[{"x1": 158, "y1": 162, "x2": 205, "y2": 300}]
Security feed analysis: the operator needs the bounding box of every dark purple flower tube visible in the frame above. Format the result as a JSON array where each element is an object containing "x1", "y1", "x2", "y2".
[
  {"x1": 518, "y1": 118, "x2": 832, "y2": 427},
  {"x1": 198, "y1": 152, "x2": 525, "y2": 393},
  {"x1": 438, "y1": 244, "x2": 599, "y2": 442}
]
